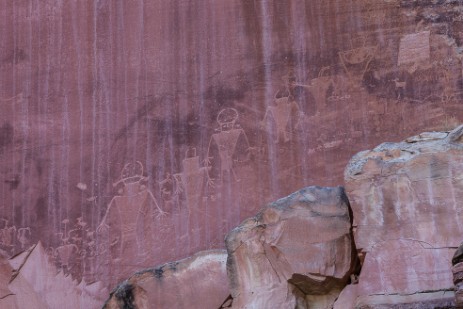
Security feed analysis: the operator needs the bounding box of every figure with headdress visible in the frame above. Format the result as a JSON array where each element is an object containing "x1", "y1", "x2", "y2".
[
  {"x1": 206, "y1": 108, "x2": 251, "y2": 184},
  {"x1": 96, "y1": 162, "x2": 166, "y2": 282},
  {"x1": 261, "y1": 84, "x2": 301, "y2": 144}
]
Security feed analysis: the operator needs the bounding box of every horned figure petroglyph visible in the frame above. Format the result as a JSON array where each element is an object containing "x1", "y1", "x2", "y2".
[
  {"x1": 261, "y1": 73, "x2": 304, "y2": 143},
  {"x1": 96, "y1": 162, "x2": 166, "y2": 265},
  {"x1": 339, "y1": 44, "x2": 377, "y2": 87},
  {"x1": 292, "y1": 66, "x2": 334, "y2": 112},
  {"x1": 173, "y1": 147, "x2": 209, "y2": 211},
  {"x1": 206, "y1": 108, "x2": 252, "y2": 184}
]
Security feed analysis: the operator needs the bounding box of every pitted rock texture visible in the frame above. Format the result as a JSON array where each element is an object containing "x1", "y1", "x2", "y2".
[
  {"x1": 103, "y1": 250, "x2": 229, "y2": 309},
  {"x1": 225, "y1": 186, "x2": 358, "y2": 309},
  {"x1": 342, "y1": 125, "x2": 463, "y2": 307}
]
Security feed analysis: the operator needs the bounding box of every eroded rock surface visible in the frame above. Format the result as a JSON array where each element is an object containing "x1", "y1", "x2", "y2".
[
  {"x1": 342, "y1": 126, "x2": 463, "y2": 307},
  {"x1": 453, "y1": 244, "x2": 463, "y2": 308},
  {"x1": 0, "y1": 242, "x2": 107, "y2": 309},
  {"x1": 103, "y1": 250, "x2": 229, "y2": 309},
  {"x1": 225, "y1": 186, "x2": 358, "y2": 309}
]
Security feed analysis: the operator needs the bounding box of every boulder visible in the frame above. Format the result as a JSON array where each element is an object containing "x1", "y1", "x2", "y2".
[
  {"x1": 103, "y1": 250, "x2": 229, "y2": 309},
  {"x1": 343, "y1": 126, "x2": 463, "y2": 307},
  {"x1": 225, "y1": 186, "x2": 358, "y2": 308},
  {"x1": 453, "y1": 244, "x2": 463, "y2": 308},
  {"x1": 0, "y1": 242, "x2": 107, "y2": 309}
]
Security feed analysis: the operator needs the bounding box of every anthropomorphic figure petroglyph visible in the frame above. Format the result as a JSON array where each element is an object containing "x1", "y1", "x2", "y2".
[
  {"x1": 391, "y1": 78, "x2": 406, "y2": 100},
  {"x1": 206, "y1": 108, "x2": 251, "y2": 183},
  {"x1": 261, "y1": 80, "x2": 303, "y2": 143},
  {"x1": 97, "y1": 162, "x2": 166, "y2": 270},
  {"x1": 173, "y1": 147, "x2": 209, "y2": 211}
]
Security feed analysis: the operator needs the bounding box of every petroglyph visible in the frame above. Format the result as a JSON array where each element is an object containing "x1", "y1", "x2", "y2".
[
  {"x1": 398, "y1": 31, "x2": 430, "y2": 66},
  {"x1": 207, "y1": 108, "x2": 251, "y2": 183},
  {"x1": 0, "y1": 219, "x2": 16, "y2": 253},
  {"x1": 391, "y1": 78, "x2": 407, "y2": 100},
  {"x1": 159, "y1": 173, "x2": 176, "y2": 204},
  {"x1": 96, "y1": 162, "x2": 166, "y2": 269},
  {"x1": 173, "y1": 148, "x2": 209, "y2": 211},
  {"x1": 261, "y1": 95, "x2": 301, "y2": 143},
  {"x1": 292, "y1": 67, "x2": 334, "y2": 112},
  {"x1": 17, "y1": 227, "x2": 31, "y2": 250},
  {"x1": 339, "y1": 45, "x2": 377, "y2": 86}
]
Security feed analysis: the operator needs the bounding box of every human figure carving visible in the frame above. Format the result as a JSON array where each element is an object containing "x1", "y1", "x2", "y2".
[
  {"x1": 96, "y1": 162, "x2": 166, "y2": 269},
  {"x1": 0, "y1": 219, "x2": 16, "y2": 254},
  {"x1": 261, "y1": 82, "x2": 302, "y2": 143},
  {"x1": 17, "y1": 227, "x2": 31, "y2": 250},
  {"x1": 206, "y1": 108, "x2": 251, "y2": 183},
  {"x1": 173, "y1": 147, "x2": 209, "y2": 211}
]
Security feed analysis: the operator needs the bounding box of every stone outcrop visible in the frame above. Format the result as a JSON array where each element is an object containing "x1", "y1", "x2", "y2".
[
  {"x1": 0, "y1": 242, "x2": 107, "y2": 309},
  {"x1": 453, "y1": 244, "x2": 463, "y2": 308},
  {"x1": 225, "y1": 186, "x2": 358, "y2": 309},
  {"x1": 103, "y1": 250, "x2": 229, "y2": 309},
  {"x1": 341, "y1": 125, "x2": 463, "y2": 307}
]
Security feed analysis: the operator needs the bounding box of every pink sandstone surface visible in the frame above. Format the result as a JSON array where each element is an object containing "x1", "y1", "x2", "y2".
[
  {"x1": 341, "y1": 126, "x2": 463, "y2": 308},
  {"x1": 103, "y1": 250, "x2": 229, "y2": 309},
  {"x1": 225, "y1": 186, "x2": 358, "y2": 308},
  {"x1": 1, "y1": 0, "x2": 463, "y2": 307}
]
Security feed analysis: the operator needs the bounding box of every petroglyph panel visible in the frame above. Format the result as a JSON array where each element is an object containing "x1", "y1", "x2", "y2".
[
  {"x1": 1, "y1": 0, "x2": 463, "y2": 305},
  {"x1": 398, "y1": 31, "x2": 431, "y2": 66}
]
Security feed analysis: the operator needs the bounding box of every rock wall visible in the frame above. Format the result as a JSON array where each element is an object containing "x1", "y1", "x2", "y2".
[{"x1": 2, "y1": 0, "x2": 463, "y2": 305}]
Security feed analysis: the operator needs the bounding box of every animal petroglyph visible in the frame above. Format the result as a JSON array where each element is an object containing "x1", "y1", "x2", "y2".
[
  {"x1": 339, "y1": 45, "x2": 377, "y2": 86},
  {"x1": 207, "y1": 108, "x2": 251, "y2": 183},
  {"x1": 292, "y1": 67, "x2": 334, "y2": 112}
]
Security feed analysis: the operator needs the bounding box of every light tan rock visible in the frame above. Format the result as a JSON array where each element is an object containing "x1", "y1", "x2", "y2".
[
  {"x1": 103, "y1": 250, "x2": 229, "y2": 309},
  {"x1": 0, "y1": 242, "x2": 107, "y2": 309},
  {"x1": 452, "y1": 244, "x2": 463, "y2": 308},
  {"x1": 343, "y1": 125, "x2": 463, "y2": 307},
  {"x1": 225, "y1": 186, "x2": 357, "y2": 309}
]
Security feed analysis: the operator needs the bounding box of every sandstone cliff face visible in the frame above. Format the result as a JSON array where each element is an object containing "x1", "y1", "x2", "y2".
[
  {"x1": 225, "y1": 186, "x2": 358, "y2": 309},
  {"x1": 2, "y1": 1, "x2": 463, "y2": 295},
  {"x1": 2, "y1": 0, "x2": 463, "y2": 306}
]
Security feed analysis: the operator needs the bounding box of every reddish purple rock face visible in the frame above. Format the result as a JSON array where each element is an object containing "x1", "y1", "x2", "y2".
[{"x1": 1, "y1": 0, "x2": 463, "y2": 302}]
